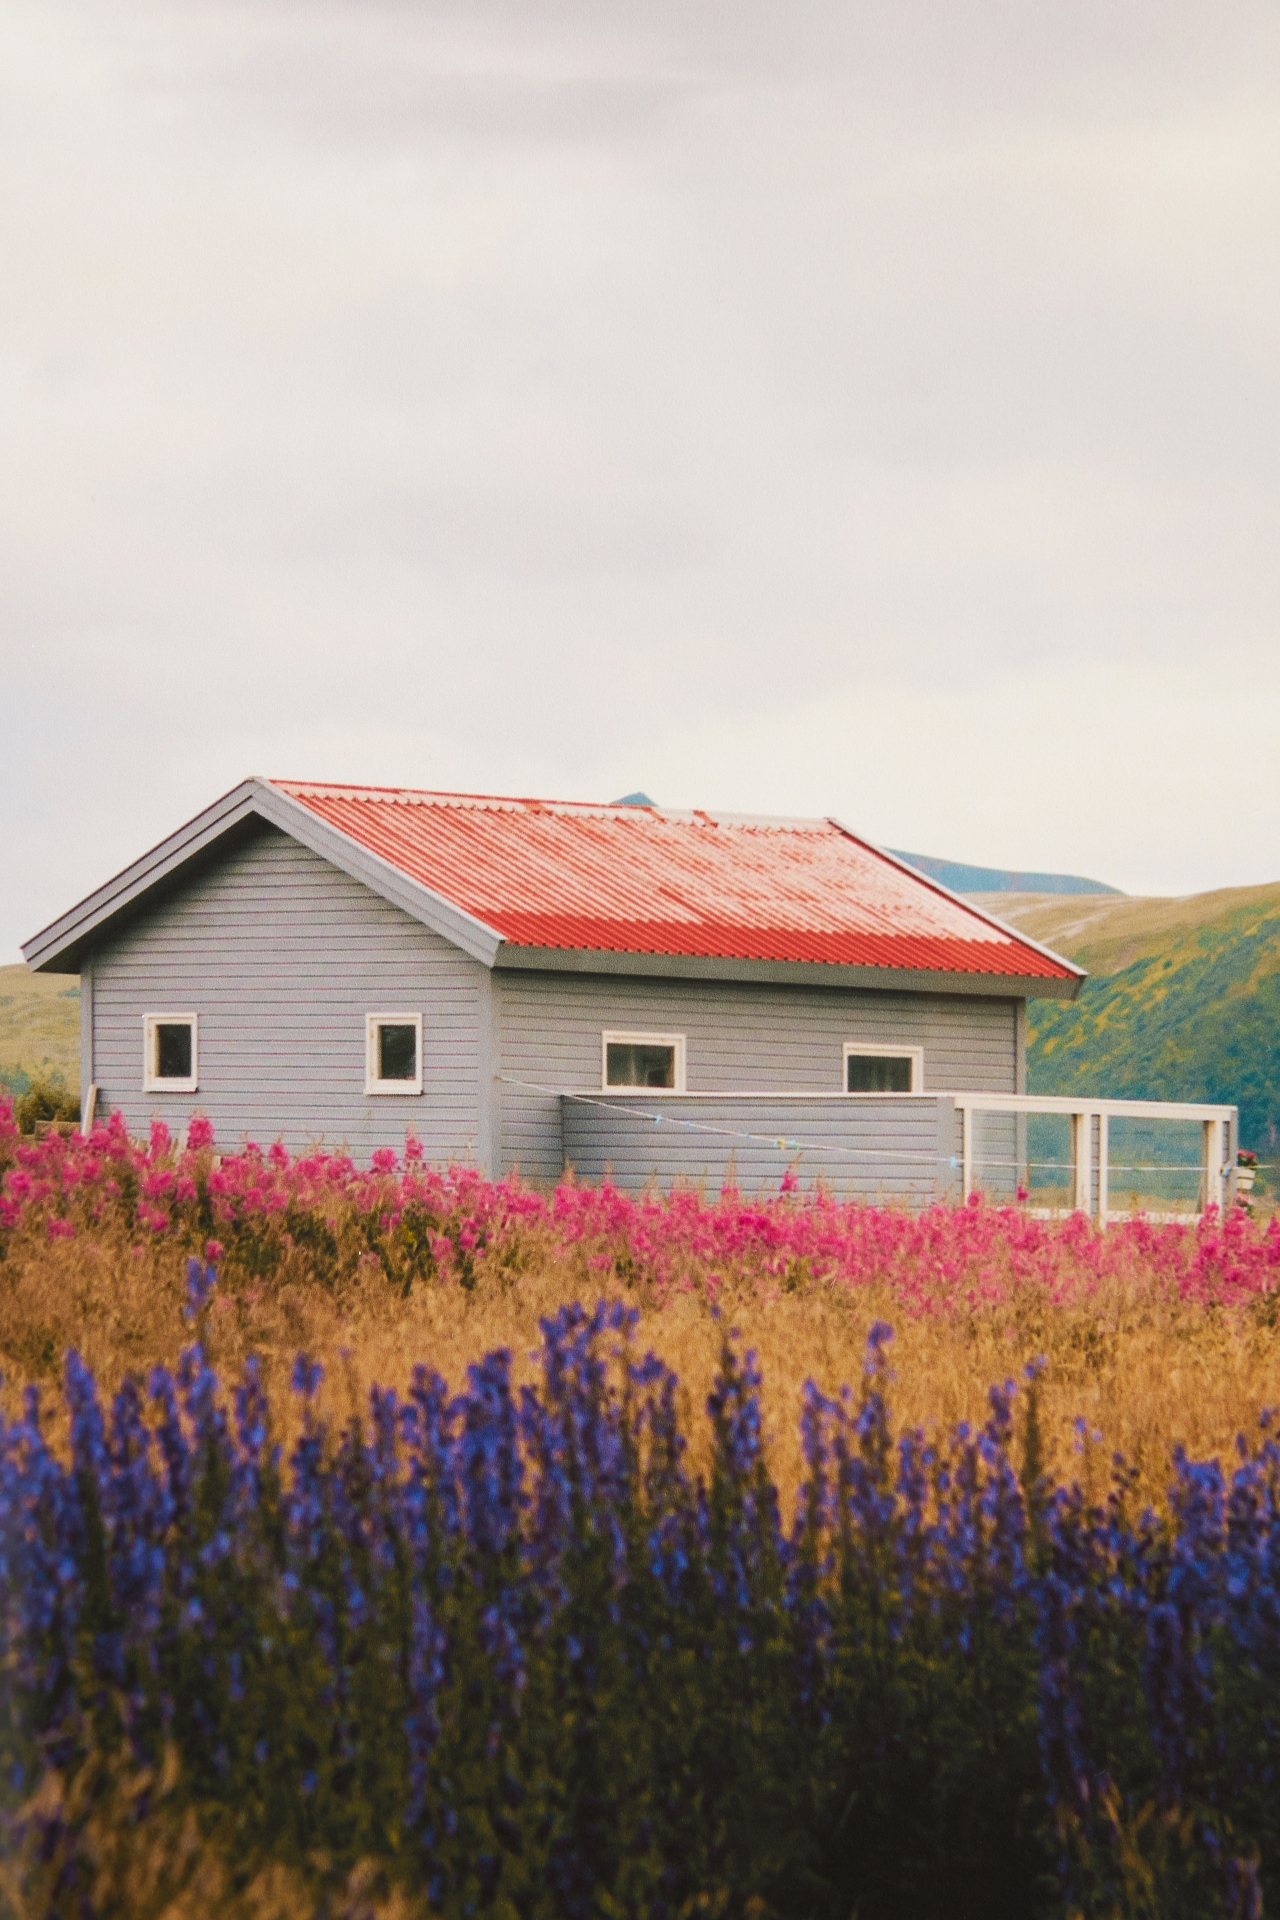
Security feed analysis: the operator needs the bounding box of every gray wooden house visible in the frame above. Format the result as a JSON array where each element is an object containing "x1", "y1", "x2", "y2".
[{"x1": 22, "y1": 780, "x2": 1083, "y2": 1200}]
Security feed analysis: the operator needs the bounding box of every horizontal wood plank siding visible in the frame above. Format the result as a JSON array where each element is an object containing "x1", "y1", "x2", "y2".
[
  {"x1": 497, "y1": 970, "x2": 1017, "y2": 1182},
  {"x1": 91, "y1": 823, "x2": 487, "y2": 1160},
  {"x1": 562, "y1": 1094, "x2": 959, "y2": 1202}
]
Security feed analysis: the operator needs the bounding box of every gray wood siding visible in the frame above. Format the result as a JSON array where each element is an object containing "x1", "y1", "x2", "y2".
[
  {"x1": 90, "y1": 823, "x2": 488, "y2": 1160},
  {"x1": 497, "y1": 969, "x2": 1018, "y2": 1182},
  {"x1": 561, "y1": 1093, "x2": 959, "y2": 1203}
]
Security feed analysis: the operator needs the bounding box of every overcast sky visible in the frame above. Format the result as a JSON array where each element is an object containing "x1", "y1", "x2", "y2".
[{"x1": 4, "y1": 0, "x2": 1279, "y2": 960}]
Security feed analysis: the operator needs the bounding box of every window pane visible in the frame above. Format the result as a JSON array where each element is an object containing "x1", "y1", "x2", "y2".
[
  {"x1": 157, "y1": 1023, "x2": 192, "y2": 1080},
  {"x1": 607, "y1": 1042, "x2": 675, "y2": 1088},
  {"x1": 847, "y1": 1054, "x2": 912, "y2": 1093},
  {"x1": 378, "y1": 1023, "x2": 418, "y2": 1081}
]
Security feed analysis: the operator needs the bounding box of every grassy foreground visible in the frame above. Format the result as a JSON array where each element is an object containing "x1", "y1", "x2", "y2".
[
  {"x1": 2, "y1": 1108, "x2": 1280, "y2": 1510},
  {"x1": 6, "y1": 1105, "x2": 1280, "y2": 1919},
  {"x1": 6, "y1": 1190, "x2": 1280, "y2": 1518}
]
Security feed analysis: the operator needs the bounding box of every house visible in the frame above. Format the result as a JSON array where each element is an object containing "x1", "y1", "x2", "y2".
[{"x1": 22, "y1": 780, "x2": 1086, "y2": 1200}]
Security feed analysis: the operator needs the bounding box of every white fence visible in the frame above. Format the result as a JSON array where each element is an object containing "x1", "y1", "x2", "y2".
[
  {"x1": 953, "y1": 1093, "x2": 1238, "y2": 1223},
  {"x1": 555, "y1": 1084, "x2": 1239, "y2": 1217}
]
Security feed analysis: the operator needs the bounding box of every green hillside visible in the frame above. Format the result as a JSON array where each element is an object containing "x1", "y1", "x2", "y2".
[
  {"x1": 982, "y1": 884, "x2": 1280, "y2": 1155},
  {"x1": 0, "y1": 963, "x2": 80, "y2": 1099}
]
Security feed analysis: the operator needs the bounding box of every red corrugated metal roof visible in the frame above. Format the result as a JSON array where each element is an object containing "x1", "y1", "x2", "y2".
[{"x1": 272, "y1": 782, "x2": 1077, "y2": 980}]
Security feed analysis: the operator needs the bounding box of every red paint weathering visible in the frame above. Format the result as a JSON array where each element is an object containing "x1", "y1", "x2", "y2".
[{"x1": 274, "y1": 783, "x2": 1076, "y2": 980}]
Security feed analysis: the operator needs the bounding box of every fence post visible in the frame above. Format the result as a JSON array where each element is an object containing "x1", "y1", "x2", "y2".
[
  {"x1": 1202, "y1": 1117, "x2": 1225, "y2": 1214},
  {"x1": 1073, "y1": 1111, "x2": 1092, "y2": 1215},
  {"x1": 1097, "y1": 1110, "x2": 1109, "y2": 1225}
]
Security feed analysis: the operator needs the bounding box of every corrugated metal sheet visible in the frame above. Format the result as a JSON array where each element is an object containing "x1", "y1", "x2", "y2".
[{"x1": 274, "y1": 783, "x2": 1076, "y2": 981}]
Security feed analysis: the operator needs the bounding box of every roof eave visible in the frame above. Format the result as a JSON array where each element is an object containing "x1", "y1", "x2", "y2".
[
  {"x1": 254, "y1": 782, "x2": 504, "y2": 966},
  {"x1": 825, "y1": 818, "x2": 1086, "y2": 995},
  {"x1": 491, "y1": 942, "x2": 1082, "y2": 999},
  {"x1": 22, "y1": 778, "x2": 506, "y2": 974},
  {"x1": 22, "y1": 780, "x2": 264, "y2": 973}
]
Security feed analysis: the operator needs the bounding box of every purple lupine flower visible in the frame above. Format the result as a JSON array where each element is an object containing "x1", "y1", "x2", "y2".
[
  {"x1": 365, "y1": 1382, "x2": 404, "y2": 1583},
  {"x1": 148, "y1": 1365, "x2": 192, "y2": 1528},
  {"x1": 1033, "y1": 1486, "x2": 1098, "y2": 1822},
  {"x1": 183, "y1": 1256, "x2": 217, "y2": 1323},
  {"x1": 64, "y1": 1352, "x2": 126, "y2": 1687},
  {"x1": 1143, "y1": 1448, "x2": 1225, "y2": 1803},
  {"x1": 283, "y1": 1388, "x2": 333, "y2": 1630},
  {"x1": 230, "y1": 1354, "x2": 277, "y2": 1530},
  {"x1": 974, "y1": 1381, "x2": 1027, "y2": 1625},
  {"x1": 406, "y1": 1592, "x2": 447, "y2": 1832},
  {"x1": 705, "y1": 1334, "x2": 785, "y2": 1663},
  {"x1": 455, "y1": 1349, "x2": 523, "y2": 1562},
  {"x1": 788, "y1": 1380, "x2": 838, "y2": 1707},
  {"x1": 521, "y1": 1301, "x2": 635, "y2": 1625},
  {"x1": 455, "y1": 1349, "x2": 527, "y2": 1722},
  {"x1": 291, "y1": 1353, "x2": 323, "y2": 1400},
  {"x1": 1, "y1": 1384, "x2": 85, "y2": 1782},
  {"x1": 893, "y1": 1423, "x2": 935, "y2": 1624},
  {"x1": 829, "y1": 1326, "x2": 899, "y2": 1624},
  {"x1": 102, "y1": 1376, "x2": 171, "y2": 1750}
]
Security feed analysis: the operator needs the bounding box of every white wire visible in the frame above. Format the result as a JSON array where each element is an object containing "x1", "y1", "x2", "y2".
[{"x1": 496, "y1": 1075, "x2": 1244, "y2": 1180}]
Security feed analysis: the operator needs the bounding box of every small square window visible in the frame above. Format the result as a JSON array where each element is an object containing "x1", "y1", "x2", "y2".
[
  {"x1": 844, "y1": 1044, "x2": 922, "y2": 1094},
  {"x1": 144, "y1": 1013, "x2": 198, "y2": 1093},
  {"x1": 602, "y1": 1031, "x2": 686, "y2": 1092},
  {"x1": 366, "y1": 1013, "x2": 423, "y2": 1095}
]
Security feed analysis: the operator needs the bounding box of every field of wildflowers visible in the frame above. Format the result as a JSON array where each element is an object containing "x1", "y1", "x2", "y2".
[{"x1": 4, "y1": 1098, "x2": 1280, "y2": 1917}]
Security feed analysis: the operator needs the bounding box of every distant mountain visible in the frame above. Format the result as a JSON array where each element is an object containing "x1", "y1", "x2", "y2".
[
  {"x1": 890, "y1": 851, "x2": 1121, "y2": 896},
  {"x1": 996, "y1": 885, "x2": 1280, "y2": 1157}
]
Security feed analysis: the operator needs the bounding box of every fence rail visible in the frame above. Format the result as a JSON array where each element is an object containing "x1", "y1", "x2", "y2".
[
  {"x1": 952, "y1": 1093, "x2": 1238, "y2": 1222},
  {"x1": 553, "y1": 1084, "x2": 1239, "y2": 1218}
]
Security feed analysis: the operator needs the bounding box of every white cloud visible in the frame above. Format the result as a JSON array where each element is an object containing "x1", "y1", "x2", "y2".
[{"x1": 3, "y1": 0, "x2": 1279, "y2": 957}]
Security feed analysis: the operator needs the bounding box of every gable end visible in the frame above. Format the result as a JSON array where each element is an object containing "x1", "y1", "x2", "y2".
[{"x1": 22, "y1": 779, "x2": 505, "y2": 974}]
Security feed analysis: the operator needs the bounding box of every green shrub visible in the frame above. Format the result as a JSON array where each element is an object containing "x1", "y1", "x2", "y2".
[{"x1": 13, "y1": 1074, "x2": 80, "y2": 1134}]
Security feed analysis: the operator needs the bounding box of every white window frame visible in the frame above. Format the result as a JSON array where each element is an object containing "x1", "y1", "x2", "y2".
[
  {"x1": 365, "y1": 1012, "x2": 423, "y2": 1095},
  {"x1": 601, "y1": 1030, "x2": 687, "y2": 1094},
  {"x1": 143, "y1": 1013, "x2": 199, "y2": 1094},
  {"x1": 842, "y1": 1042, "x2": 923, "y2": 1094}
]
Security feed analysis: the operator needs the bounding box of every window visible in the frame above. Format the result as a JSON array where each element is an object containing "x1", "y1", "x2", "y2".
[
  {"x1": 602, "y1": 1031, "x2": 686, "y2": 1093},
  {"x1": 366, "y1": 1013, "x2": 423, "y2": 1095},
  {"x1": 144, "y1": 1013, "x2": 198, "y2": 1093},
  {"x1": 843, "y1": 1043, "x2": 922, "y2": 1094}
]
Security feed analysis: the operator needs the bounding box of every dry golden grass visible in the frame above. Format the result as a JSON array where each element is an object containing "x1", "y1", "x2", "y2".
[
  {"x1": 2, "y1": 1745, "x2": 429, "y2": 1920},
  {"x1": 5, "y1": 1218, "x2": 1280, "y2": 1511},
  {"x1": 0, "y1": 961, "x2": 80, "y2": 1090}
]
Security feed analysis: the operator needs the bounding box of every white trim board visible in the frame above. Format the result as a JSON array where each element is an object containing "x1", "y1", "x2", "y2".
[
  {"x1": 843, "y1": 1042, "x2": 924, "y2": 1093},
  {"x1": 601, "y1": 1030, "x2": 688, "y2": 1093}
]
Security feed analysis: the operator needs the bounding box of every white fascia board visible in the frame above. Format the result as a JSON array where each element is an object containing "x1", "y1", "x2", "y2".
[
  {"x1": 253, "y1": 783, "x2": 503, "y2": 967},
  {"x1": 825, "y1": 818, "x2": 1087, "y2": 1000},
  {"x1": 22, "y1": 781, "x2": 263, "y2": 972},
  {"x1": 490, "y1": 941, "x2": 1082, "y2": 1000},
  {"x1": 23, "y1": 777, "x2": 505, "y2": 974}
]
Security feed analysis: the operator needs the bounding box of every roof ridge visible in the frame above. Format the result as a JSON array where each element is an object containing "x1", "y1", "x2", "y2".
[{"x1": 271, "y1": 780, "x2": 836, "y2": 829}]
